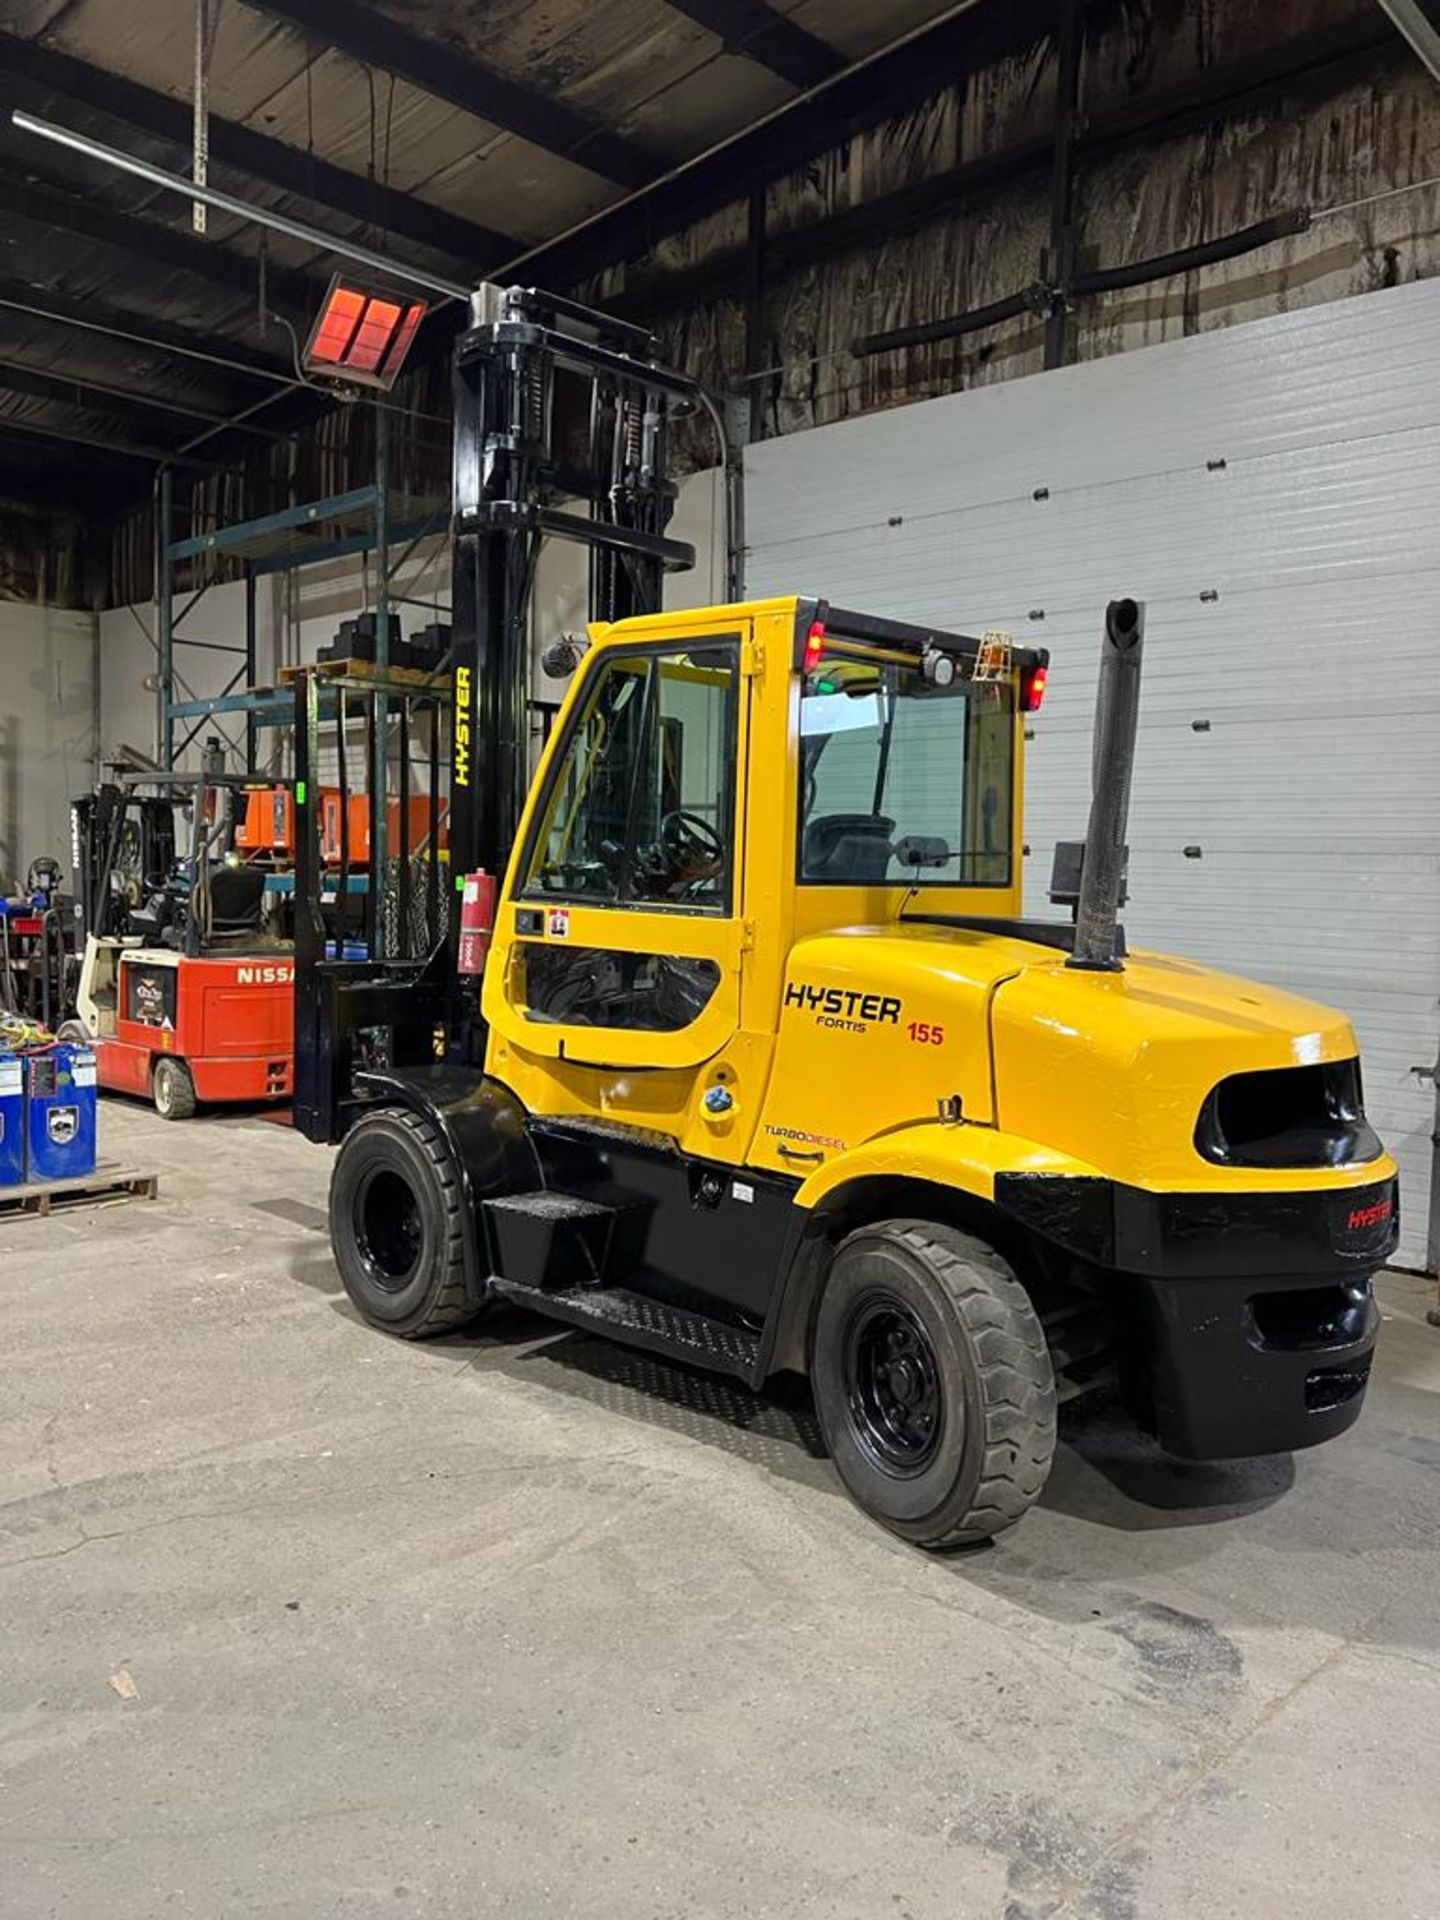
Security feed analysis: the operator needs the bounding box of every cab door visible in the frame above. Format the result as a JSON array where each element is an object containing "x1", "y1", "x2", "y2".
[{"x1": 483, "y1": 632, "x2": 749, "y2": 1101}]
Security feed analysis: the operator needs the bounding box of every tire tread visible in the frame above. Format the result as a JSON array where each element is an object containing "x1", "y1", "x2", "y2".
[
  {"x1": 330, "y1": 1106, "x2": 476, "y2": 1338},
  {"x1": 831, "y1": 1218, "x2": 1056, "y2": 1549},
  {"x1": 153, "y1": 1057, "x2": 197, "y2": 1121}
]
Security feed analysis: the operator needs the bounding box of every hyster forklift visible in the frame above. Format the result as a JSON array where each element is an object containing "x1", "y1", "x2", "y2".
[{"x1": 296, "y1": 286, "x2": 1398, "y2": 1548}]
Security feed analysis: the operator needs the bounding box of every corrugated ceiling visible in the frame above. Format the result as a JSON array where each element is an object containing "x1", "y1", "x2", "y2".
[{"x1": 0, "y1": 0, "x2": 981, "y2": 508}]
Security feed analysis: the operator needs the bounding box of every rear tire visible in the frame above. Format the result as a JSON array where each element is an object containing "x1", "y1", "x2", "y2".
[
  {"x1": 152, "y1": 1056, "x2": 196, "y2": 1120},
  {"x1": 811, "y1": 1219, "x2": 1056, "y2": 1548},
  {"x1": 328, "y1": 1107, "x2": 478, "y2": 1338}
]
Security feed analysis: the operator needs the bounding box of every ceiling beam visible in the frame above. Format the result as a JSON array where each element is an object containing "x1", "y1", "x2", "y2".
[
  {"x1": 0, "y1": 410, "x2": 215, "y2": 469},
  {"x1": 243, "y1": 0, "x2": 658, "y2": 190},
  {"x1": 0, "y1": 167, "x2": 321, "y2": 309},
  {"x1": 0, "y1": 32, "x2": 518, "y2": 267},
  {"x1": 1374, "y1": 1, "x2": 1440, "y2": 85},
  {"x1": 0, "y1": 274, "x2": 295, "y2": 388},
  {"x1": 660, "y1": 1, "x2": 843, "y2": 89},
  {"x1": 0, "y1": 356, "x2": 265, "y2": 433},
  {"x1": 517, "y1": 0, "x2": 1056, "y2": 289}
]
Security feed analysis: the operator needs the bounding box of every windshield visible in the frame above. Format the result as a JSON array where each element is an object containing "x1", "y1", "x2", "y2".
[
  {"x1": 520, "y1": 644, "x2": 739, "y2": 911},
  {"x1": 798, "y1": 660, "x2": 1014, "y2": 887}
]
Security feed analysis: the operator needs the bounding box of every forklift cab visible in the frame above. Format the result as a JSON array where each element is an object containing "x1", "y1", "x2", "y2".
[{"x1": 480, "y1": 598, "x2": 1043, "y2": 1167}]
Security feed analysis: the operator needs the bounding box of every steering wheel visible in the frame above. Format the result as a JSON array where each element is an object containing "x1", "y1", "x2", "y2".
[{"x1": 659, "y1": 810, "x2": 724, "y2": 879}]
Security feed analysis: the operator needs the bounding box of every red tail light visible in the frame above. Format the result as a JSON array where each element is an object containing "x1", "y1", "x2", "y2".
[
  {"x1": 1021, "y1": 663, "x2": 1048, "y2": 712},
  {"x1": 802, "y1": 621, "x2": 826, "y2": 673}
]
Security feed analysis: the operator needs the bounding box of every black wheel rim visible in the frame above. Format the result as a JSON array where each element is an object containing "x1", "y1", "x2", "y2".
[
  {"x1": 844, "y1": 1291, "x2": 944, "y2": 1477},
  {"x1": 356, "y1": 1168, "x2": 423, "y2": 1292}
]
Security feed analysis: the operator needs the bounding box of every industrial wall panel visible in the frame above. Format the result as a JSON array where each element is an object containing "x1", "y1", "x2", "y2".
[{"x1": 746, "y1": 278, "x2": 1440, "y2": 1269}]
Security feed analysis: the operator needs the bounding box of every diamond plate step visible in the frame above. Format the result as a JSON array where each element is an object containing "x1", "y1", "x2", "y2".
[
  {"x1": 485, "y1": 1190, "x2": 616, "y2": 1224},
  {"x1": 488, "y1": 1277, "x2": 760, "y2": 1383},
  {"x1": 482, "y1": 1189, "x2": 624, "y2": 1290}
]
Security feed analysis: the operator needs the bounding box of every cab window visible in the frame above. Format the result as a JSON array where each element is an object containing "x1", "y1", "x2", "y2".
[
  {"x1": 521, "y1": 642, "x2": 739, "y2": 913},
  {"x1": 798, "y1": 661, "x2": 1014, "y2": 887}
]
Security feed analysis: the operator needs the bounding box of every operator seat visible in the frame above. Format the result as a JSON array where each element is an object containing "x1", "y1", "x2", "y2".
[
  {"x1": 205, "y1": 863, "x2": 266, "y2": 935},
  {"x1": 801, "y1": 813, "x2": 895, "y2": 883}
]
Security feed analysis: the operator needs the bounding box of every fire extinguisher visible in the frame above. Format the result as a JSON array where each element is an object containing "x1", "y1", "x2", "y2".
[{"x1": 457, "y1": 870, "x2": 496, "y2": 975}]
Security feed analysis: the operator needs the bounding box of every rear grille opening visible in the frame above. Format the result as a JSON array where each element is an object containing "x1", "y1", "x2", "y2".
[
  {"x1": 1195, "y1": 1059, "x2": 1380, "y2": 1169},
  {"x1": 1305, "y1": 1352, "x2": 1372, "y2": 1413},
  {"x1": 1249, "y1": 1281, "x2": 1373, "y2": 1352}
]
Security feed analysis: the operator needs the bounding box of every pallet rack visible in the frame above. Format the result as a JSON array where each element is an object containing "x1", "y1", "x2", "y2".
[{"x1": 156, "y1": 407, "x2": 449, "y2": 777}]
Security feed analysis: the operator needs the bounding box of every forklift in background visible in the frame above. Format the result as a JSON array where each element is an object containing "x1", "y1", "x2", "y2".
[
  {"x1": 0, "y1": 855, "x2": 72, "y2": 1029},
  {"x1": 294, "y1": 286, "x2": 1397, "y2": 1549},
  {"x1": 70, "y1": 760, "x2": 293, "y2": 1118}
]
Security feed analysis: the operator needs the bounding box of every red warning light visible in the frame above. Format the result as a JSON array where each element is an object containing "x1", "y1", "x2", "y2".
[
  {"x1": 303, "y1": 274, "x2": 428, "y2": 390},
  {"x1": 802, "y1": 621, "x2": 826, "y2": 673},
  {"x1": 1021, "y1": 663, "x2": 1048, "y2": 713}
]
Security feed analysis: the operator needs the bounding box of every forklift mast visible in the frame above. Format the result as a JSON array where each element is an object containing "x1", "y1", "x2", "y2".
[
  {"x1": 71, "y1": 783, "x2": 177, "y2": 946},
  {"x1": 293, "y1": 285, "x2": 705, "y2": 1142}
]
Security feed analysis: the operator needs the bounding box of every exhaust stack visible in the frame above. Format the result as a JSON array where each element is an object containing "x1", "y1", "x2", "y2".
[{"x1": 1067, "y1": 597, "x2": 1145, "y2": 973}]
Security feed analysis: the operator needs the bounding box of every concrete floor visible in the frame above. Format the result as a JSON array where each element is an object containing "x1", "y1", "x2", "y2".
[{"x1": 2, "y1": 1101, "x2": 1438, "y2": 1920}]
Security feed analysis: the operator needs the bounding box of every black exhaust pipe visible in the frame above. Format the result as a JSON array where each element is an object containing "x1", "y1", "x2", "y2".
[{"x1": 1067, "y1": 597, "x2": 1145, "y2": 972}]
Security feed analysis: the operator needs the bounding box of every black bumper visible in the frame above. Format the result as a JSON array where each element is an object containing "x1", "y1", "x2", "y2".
[{"x1": 996, "y1": 1170, "x2": 1398, "y2": 1460}]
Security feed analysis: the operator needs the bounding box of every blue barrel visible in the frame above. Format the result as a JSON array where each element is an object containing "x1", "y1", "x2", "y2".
[
  {"x1": 0, "y1": 1051, "x2": 22, "y2": 1187},
  {"x1": 25, "y1": 1045, "x2": 98, "y2": 1183}
]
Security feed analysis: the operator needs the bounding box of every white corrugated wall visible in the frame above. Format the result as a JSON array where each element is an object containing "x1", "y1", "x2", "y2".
[{"x1": 745, "y1": 277, "x2": 1440, "y2": 1270}]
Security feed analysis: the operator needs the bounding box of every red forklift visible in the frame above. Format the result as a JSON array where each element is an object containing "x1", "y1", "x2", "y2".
[{"x1": 69, "y1": 766, "x2": 294, "y2": 1118}]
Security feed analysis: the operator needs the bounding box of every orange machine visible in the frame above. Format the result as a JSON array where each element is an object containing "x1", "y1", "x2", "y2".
[
  {"x1": 238, "y1": 785, "x2": 447, "y2": 868},
  {"x1": 319, "y1": 791, "x2": 447, "y2": 865},
  {"x1": 78, "y1": 943, "x2": 293, "y2": 1119},
  {"x1": 235, "y1": 785, "x2": 297, "y2": 857}
]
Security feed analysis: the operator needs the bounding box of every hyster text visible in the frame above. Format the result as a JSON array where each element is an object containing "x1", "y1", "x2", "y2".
[{"x1": 784, "y1": 981, "x2": 902, "y2": 1034}]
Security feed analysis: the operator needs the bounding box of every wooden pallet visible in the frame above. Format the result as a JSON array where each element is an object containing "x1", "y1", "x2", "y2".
[
  {"x1": 0, "y1": 1162, "x2": 159, "y2": 1221},
  {"x1": 277, "y1": 658, "x2": 446, "y2": 691}
]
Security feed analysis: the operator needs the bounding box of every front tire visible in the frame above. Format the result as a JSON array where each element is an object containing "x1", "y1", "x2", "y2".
[
  {"x1": 328, "y1": 1107, "x2": 478, "y2": 1338},
  {"x1": 811, "y1": 1219, "x2": 1056, "y2": 1549},
  {"x1": 152, "y1": 1056, "x2": 196, "y2": 1120}
]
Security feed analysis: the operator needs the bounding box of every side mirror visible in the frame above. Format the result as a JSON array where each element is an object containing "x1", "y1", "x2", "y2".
[{"x1": 894, "y1": 835, "x2": 952, "y2": 871}]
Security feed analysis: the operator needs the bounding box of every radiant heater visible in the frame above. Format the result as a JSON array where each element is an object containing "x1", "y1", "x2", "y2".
[{"x1": 302, "y1": 273, "x2": 429, "y2": 390}]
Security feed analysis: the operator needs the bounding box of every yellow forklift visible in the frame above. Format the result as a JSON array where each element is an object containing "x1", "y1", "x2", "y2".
[{"x1": 296, "y1": 289, "x2": 1396, "y2": 1548}]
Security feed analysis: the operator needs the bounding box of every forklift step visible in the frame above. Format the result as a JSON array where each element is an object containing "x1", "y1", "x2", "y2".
[
  {"x1": 483, "y1": 1188, "x2": 626, "y2": 1290},
  {"x1": 487, "y1": 1277, "x2": 761, "y2": 1383},
  {"x1": 485, "y1": 1189, "x2": 616, "y2": 1222}
]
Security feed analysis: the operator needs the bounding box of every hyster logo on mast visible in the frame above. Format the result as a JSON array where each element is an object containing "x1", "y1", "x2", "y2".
[{"x1": 455, "y1": 665, "x2": 473, "y2": 788}]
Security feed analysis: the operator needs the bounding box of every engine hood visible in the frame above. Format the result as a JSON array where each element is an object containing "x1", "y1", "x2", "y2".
[
  {"x1": 750, "y1": 919, "x2": 1378, "y2": 1189},
  {"x1": 989, "y1": 940, "x2": 1367, "y2": 1188}
]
